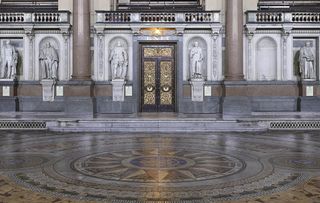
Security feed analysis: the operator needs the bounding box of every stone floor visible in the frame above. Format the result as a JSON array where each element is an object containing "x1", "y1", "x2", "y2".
[{"x1": 0, "y1": 130, "x2": 319, "y2": 203}]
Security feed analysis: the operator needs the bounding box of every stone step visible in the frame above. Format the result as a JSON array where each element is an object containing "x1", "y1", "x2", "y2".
[{"x1": 46, "y1": 120, "x2": 266, "y2": 133}]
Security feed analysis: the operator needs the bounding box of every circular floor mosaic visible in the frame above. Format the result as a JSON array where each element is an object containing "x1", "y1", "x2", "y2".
[
  {"x1": 0, "y1": 131, "x2": 319, "y2": 203},
  {"x1": 73, "y1": 149, "x2": 244, "y2": 183}
]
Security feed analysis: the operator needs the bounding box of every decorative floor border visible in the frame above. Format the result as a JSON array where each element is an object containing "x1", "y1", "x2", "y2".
[{"x1": 0, "y1": 121, "x2": 47, "y2": 130}]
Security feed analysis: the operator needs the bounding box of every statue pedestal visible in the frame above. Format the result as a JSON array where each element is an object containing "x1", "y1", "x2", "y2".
[
  {"x1": 41, "y1": 79, "x2": 56, "y2": 102},
  {"x1": 0, "y1": 79, "x2": 16, "y2": 97},
  {"x1": 111, "y1": 79, "x2": 126, "y2": 102},
  {"x1": 190, "y1": 78, "x2": 205, "y2": 102}
]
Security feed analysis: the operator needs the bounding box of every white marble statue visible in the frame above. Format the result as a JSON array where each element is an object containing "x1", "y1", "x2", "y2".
[
  {"x1": 299, "y1": 42, "x2": 316, "y2": 80},
  {"x1": 39, "y1": 42, "x2": 59, "y2": 80},
  {"x1": 109, "y1": 41, "x2": 128, "y2": 80},
  {"x1": 1, "y1": 40, "x2": 18, "y2": 79},
  {"x1": 190, "y1": 41, "x2": 204, "y2": 79}
]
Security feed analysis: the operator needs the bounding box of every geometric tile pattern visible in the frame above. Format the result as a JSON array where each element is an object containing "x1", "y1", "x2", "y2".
[{"x1": 0, "y1": 131, "x2": 319, "y2": 203}]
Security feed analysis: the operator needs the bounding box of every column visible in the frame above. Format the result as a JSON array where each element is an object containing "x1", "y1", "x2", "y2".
[
  {"x1": 223, "y1": 0, "x2": 251, "y2": 119},
  {"x1": 72, "y1": 0, "x2": 91, "y2": 80},
  {"x1": 225, "y1": 0, "x2": 244, "y2": 81},
  {"x1": 64, "y1": 0, "x2": 94, "y2": 116}
]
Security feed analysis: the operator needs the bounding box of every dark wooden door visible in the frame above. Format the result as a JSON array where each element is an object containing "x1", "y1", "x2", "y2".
[{"x1": 141, "y1": 44, "x2": 176, "y2": 112}]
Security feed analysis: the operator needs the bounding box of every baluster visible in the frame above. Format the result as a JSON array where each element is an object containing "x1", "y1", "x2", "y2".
[
  {"x1": 261, "y1": 13, "x2": 264, "y2": 22},
  {"x1": 105, "y1": 13, "x2": 108, "y2": 22}
]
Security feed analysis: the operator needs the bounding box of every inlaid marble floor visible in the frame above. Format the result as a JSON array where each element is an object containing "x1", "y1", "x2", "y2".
[{"x1": 0, "y1": 131, "x2": 319, "y2": 203}]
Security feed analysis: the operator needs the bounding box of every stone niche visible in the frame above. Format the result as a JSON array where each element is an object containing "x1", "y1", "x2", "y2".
[
  {"x1": 108, "y1": 37, "x2": 129, "y2": 102},
  {"x1": 255, "y1": 37, "x2": 278, "y2": 81},
  {"x1": 0, "y1": 38, "x2": 24, "y2": 80},
  {"x1": 293, "y1": 38, "x2": 318, "y2": 81},
  {"x1": 186, "y1": 36, "x2": 208, "y2": 102},
  {"x1": 38, "y1": 37, "x2": 60, "y2": 102},
  {"x1": 186, "y1": 36, "x2": 208, "y2": 81}
]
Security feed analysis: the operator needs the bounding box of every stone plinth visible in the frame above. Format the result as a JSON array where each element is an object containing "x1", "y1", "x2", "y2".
[
  {"x1": 111, "y1": 79, "x2": 126, "y2": 102},
  {"x1": 0, "y1": 79, "x2": 17, "y2": 112},
  {"x1": 41, "y1": 79, "x2": 56, "y2": 102},
  {"x1": 190, "y1": 78, "x2": 205, "y2": 102}
]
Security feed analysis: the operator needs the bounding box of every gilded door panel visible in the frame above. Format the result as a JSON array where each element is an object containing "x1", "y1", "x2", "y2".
[
  {"x1": 141, "y1": 44, "x2": 176, "y2": 112},
  {"x1": 160, "y1": 61, "x2": 173, "y2": 105},
  {"x1": 143, "y1": 61, "x2": 156, "y2": 105},
  {"x1": 144, "y1": 47, "x2": 173, "y2": 58}
]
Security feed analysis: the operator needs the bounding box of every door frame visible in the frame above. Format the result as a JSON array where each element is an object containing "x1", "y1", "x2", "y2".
[{"x1": 139, "y1": 42, "x2": 177, "y2": 112}]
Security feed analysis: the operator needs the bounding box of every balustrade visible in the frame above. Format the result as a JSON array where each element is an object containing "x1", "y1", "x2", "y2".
[
  {"x1": 97, "y1": 11, "x2": 220, "y2": 23},
  {"x1": 0, "y1": 12, "x2": 70, "y2": 23},
  {"x1": 292, "y1": 13, "x2": 320, "y2": 22},
  {"x1": 247, "y1": 11, "x2": 320, "y2": 23},
  {"x1": 0, "y1": 13, "x2": 25, "y2": 23}
]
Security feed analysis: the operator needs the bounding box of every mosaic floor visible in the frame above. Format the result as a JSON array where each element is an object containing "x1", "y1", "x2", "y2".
[{"x1": 0, "y1": 131, "x2": 319, "y2": 203}]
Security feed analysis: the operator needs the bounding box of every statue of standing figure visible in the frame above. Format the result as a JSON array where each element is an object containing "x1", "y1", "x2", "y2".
[
  {"x1": 39, "y1": 42, "x2": 59, "y2": 80},
  {"x1": 109, "y1": 41, "x2": 128, "y2": 80},
  {"x1": 299, "y1": 41, "x2": 316, "y2": 80},
  {"x1": 1, "y1": 40, "x2": 18, "y2": 79},
  {"x1": 190, "y1": 41, "x2": 204, "y2": 79}
]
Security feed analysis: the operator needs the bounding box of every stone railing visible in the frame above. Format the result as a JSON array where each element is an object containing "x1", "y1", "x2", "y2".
[
  {"x1": 0, "y1": 11, "x2": 70, "y2": 23},
  {"x1": 247, "y1": 11, "x2": 320, "y2": 23},
  {"x1": 96, "y1": 11, "x2": 220, "y2": 23},
  {"x1": 0, "y1": 13, "x2": 25, "y2": 23}
]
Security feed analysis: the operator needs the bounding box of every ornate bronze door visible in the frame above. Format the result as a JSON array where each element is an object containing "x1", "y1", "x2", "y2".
[{"x1": 141, "y1": 44, "x2": 176, "y2": 112}]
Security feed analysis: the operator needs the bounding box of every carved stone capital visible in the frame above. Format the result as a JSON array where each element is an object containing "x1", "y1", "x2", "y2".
[
  {"x1": 24, "y1": 27, "x2": 34, "y2": 40},
  {"x1": 246, "y1": 26, "x2": 256, "y2": 41},
  {"x1": 245, "y1": 27, "x2": 256, "y2": 41},
  {"x1": 95, "y1": 27, "x2": 105, "y2": 36},
  {"x1": 282, "y1": 26, "x2": 292, "y2": 39},
  {"x1": 211, "y1": 27, "x2": 221, "y2": 40},
  {"x1": 131, "y1": 27, "x2": 141, "y2": 36},
  {"x1": 212, "y1": 32, "x2": 220, "y2": 41},
  {"x1": 61, "y1": 27, "x2": 71, "y2": 42},
  {"x1": 97, "y1": 33, "x2": 104, "y2": 41},
  {"x1": 175, "y1": 27, "x2": 185, "y2": 36}
]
